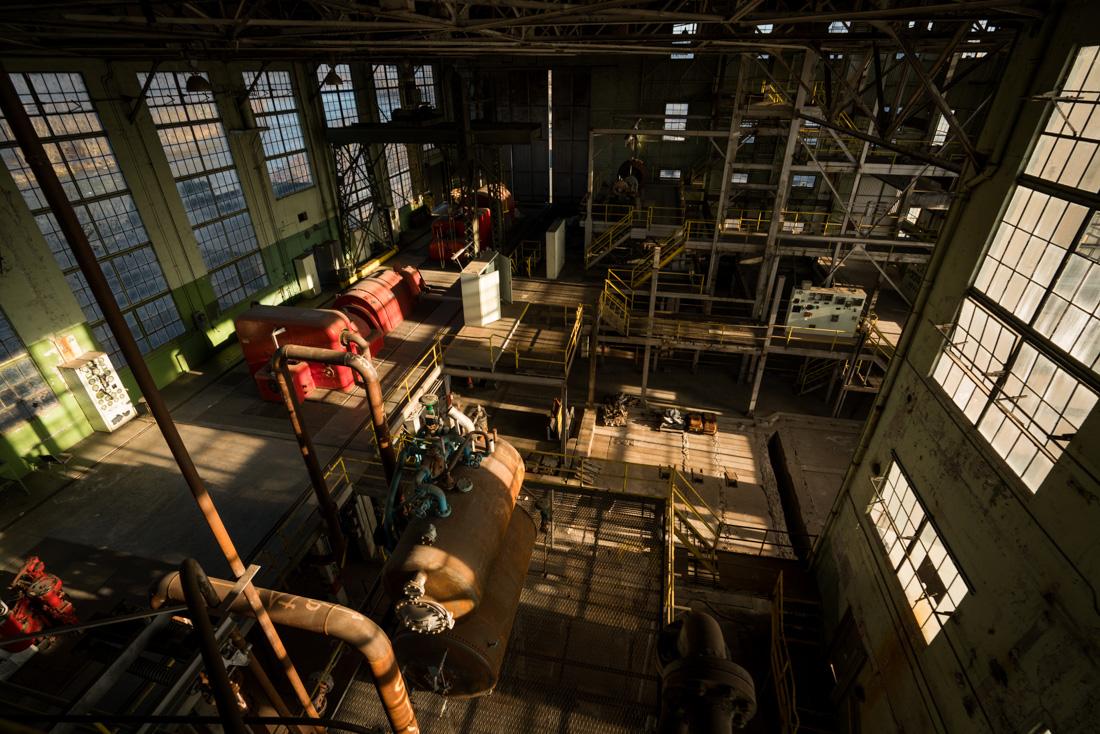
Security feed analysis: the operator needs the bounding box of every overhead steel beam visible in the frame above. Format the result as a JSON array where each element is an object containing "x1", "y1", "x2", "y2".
[
  {"x1": 878, "y1": 21, "x2": 983, "y2": 168},
  {"x1": 325, "y1": 120, "x2": 540, "y2": 145},
  {"x1": 798, "y1": 112, "x2": 964, "y2": 173},
  {"x1": 591, "y1": 127, "x2": 736, "y2": 138}
]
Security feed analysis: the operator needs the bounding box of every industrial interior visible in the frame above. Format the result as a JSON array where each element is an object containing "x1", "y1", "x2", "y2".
[{"x1": 0, "y1": 1, "x2": 1097, "y2": 733}]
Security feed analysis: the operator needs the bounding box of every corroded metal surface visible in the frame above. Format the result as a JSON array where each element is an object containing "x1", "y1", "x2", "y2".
[
  {"x1": 383, "y1": 439, "x2": 525, "y2": 620},
  {"x1": 340, "y1": 491, "x2": 662, "y2": 732},
  {"x1": 393, "y1": 506, "x2": 539, "y2": 697}
]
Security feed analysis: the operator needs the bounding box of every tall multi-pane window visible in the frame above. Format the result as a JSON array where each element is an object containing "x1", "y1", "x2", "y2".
[
  {"x1": 413, "y1": 65, "x2": 436, "y2": 108},
  {"x1": 317, "y1": 65, "x2": 372, "y2": 230},
  {"x1": 663, "y1": 102, "x2": 688, "y2": 141},
  {"x1": 931, "y1": 45, "x2": 1100, "y2": 492},
  {"x1": 373, "y1": 65, "x2": 401, "y2": 122},
  {"x1": 385, "y1": 144, "x2": 413, "y2": 206},
  {"x1": 867, "y1": 459, "x2": 968, "y2": 643},
  {"x1": 0, "y1": 71, "x2": 185, "y2": 365},
  {"x1": 140, "y1": 71, "x2": 268, "y2": 311},
  {"x1": 0, "y1": 308, "x2": 58, "y2": 433},
  {"x1": 243, "y1": 70, "x2": 313, "y2": 197},
  {"x1": 317, "y1": 64, "x2": 357, "y2": 127}
]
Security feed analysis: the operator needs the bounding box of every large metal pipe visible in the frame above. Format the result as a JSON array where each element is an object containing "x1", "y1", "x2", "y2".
[
  {"x1": 152, "y1": 574, "x2": 419, "y2": 734},
  {"x1": 272, "y1": 345, "x2": 397, "y2": 483},
  {"x1": 657, "y1": 611, "x2": 756, "y2": 733},
  {"x1": 179, "y1": 560, "x2": 248, "y2": 734},
  {"x1": 0, "y1": 64, "x2": 321, "y2": 725},
  {"x1": 270, "y1": 351, "x2": 348, "y2": 567}
]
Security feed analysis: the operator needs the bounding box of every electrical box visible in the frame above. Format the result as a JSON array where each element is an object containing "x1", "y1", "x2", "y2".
[
  {"x1": 293, "y1": 251, "x2": 321, "y2": 298},
  {"x1": 460, "y1": 252, "x2": 502, "y2": 327},
  {"x1": 58, "y1": 352, "x2": 137, "y2": 433},
  {"x1": 785, "y1": 283, "x2": 866, "y2": 337},
  {"x1": 545, "y1": 219, "x2": 565, "y2": 279}
]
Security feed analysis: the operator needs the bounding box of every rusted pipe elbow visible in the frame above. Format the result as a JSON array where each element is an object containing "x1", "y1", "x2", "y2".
[
  {"x1": 339, "y1": 329, "x2": 374, "y2": 359},
  {"x1": 153, "y1": 572, "x2": 419, "y2": 734},
  {"x1": 271, "y1": 344, "x2": 397, "y2": 484}
]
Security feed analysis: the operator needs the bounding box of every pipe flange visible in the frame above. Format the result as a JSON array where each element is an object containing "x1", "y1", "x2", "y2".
[{"x1": 394, "y1": 597, "x2": 454, "y2": 634}]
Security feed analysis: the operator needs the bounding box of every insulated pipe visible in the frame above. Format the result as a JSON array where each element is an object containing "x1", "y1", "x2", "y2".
[
  {"x1": 179, "y1": 560, "x2": 248, "y2": 734},
  {"x1": 0, "y1": 65, "x2": 322, "y2": 727},
  {"x1": 152, "y1": 574, "x2": 419, "y2": 734},
  {"x1": 447, "y1": 406, "x2": 475, "y2": 435},
  {"x1": 270, "y1": 351, "x2": 348, "y2": 568},
  {"x1": 271, "y1": 345, "x2": 397, "y2": 483}
]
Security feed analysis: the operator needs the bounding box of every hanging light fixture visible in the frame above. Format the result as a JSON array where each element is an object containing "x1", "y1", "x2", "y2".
[
  {"x1": 321, "y1": 65, "x2": 343, "y2": 87},
  {"x1": 185, "y1": 72, "x2": 212, "y2": 93}
]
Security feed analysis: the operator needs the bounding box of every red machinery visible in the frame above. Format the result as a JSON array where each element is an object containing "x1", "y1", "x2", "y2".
[
  {"x1": 236, "y1": 306, "x2": 362, "y2": 400},
  {"x1": 234, "y1": 266, "x2": 426, "y2": 402},
  {"x1": 429, "y1": 208, "x2": 493, "y2": 262},
  {"x1": 333, "y1": 266, "x2": 424, "y2": 346},
  {"x1": 1, "y1": 557, "x2": 78, "y2": 653}
]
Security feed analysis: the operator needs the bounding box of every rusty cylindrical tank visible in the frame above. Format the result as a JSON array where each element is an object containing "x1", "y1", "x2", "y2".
[
  {"x1": 394, "y1": 505, "x2": 537, "y2": 697},
  {"x1": 382, "y1": 438, "x2": 524, "y2": 629}
]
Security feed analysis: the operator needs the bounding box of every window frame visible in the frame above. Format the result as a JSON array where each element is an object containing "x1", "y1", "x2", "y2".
[
  {"x1": 140, "y1": 70, "x2": 269, "y2": 312},
  {"x1": 866, "y1": 455, "x2": 971, "y2": 643},
  {"x1": 372, "y1": 64, "x2": 402, "y2": 123},
  {"x1": 412, "y1": 65, "x2": 437, "y2": 108},
  {"x1": 671, "y1": 22, "x2": 697, "y2": 60},
  {"x1": 929, "y1": 44, "x2": 1100, "y2": 494},
  {"x1": 0, "y1": 307, "x2": 59, "y2": 433},
  {"x1": 0, "y1": 70, "x2": 186, "y2": 365},
  {"x1": 243, "y1": 69, "x2": 315, "y2": 198},
  {"x1": 663, "y1": 102, "x2": 688, "y2": 142}
]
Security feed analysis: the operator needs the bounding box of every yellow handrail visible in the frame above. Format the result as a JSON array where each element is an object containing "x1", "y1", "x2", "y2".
[
  {"x1": 586, "y1": 208, "x2": 634, "y2": 267},
  {"x1": 771, "y1": 572, "x2": 800, "y2": 734}
]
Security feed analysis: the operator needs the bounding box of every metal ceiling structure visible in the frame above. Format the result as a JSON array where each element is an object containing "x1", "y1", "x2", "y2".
[{"x1": 0, "y1": 0, "x2": 1042, "y2": 60}]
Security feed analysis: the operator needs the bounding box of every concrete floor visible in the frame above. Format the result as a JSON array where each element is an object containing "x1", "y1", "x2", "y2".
[
  {"x1": 0, "y1": 244, "x2": 464, "y2": 595},
  {"x1": 0, "y1": 229, "x2": 871, "y2": 730}
]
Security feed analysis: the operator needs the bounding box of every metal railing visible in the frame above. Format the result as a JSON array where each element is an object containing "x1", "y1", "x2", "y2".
[
  {"x1": 585, "y1": 208, "x2": 634, "y2": 266},
  {"x1": 392, "y1": 339, "x2": 445, "y2": 410},
  {"x1": 509, "y1": 239, "x2": 543, "y2": 278},
  {"x1": 771, "y1": 572, "x2": 800, "y2": 734},
  {"x1": 668, "y1": 468, "x2": 720, "y2": 576},
  {"x1": 664, "y1": 495, "x2": 676, "y2": 626},
  {"x1": 472, "y1": 304, "x2": 585, "y2": 376}
]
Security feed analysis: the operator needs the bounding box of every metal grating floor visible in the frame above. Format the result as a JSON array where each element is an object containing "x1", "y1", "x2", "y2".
[{"x1": 337, "y1": 491, "x2": 662, "y2": 733}]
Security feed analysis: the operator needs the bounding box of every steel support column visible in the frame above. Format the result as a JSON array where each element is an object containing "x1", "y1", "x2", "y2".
[
  {"x1": 584, "y1": 129, "x2": 595, "y2": 251},
  {"x1": 704, "y1": 58, "x2": 746, "y2": 305},
  {"x1": 747, "y1": 276, "x2": 786, "y2": 417},
  {"x1": 753, "y1": 51, "x2": 816, "y2": 320},
  {"x1": 640, "y1": 244, "x2": 661, "y2": 407}
]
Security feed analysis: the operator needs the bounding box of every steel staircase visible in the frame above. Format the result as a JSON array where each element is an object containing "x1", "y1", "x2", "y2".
[
  {"x1": 584, "y1": 208, "x2": 634, "y2": 267},
  {"x1": 668, "y1": 467, "x2": 720, "y2": 577},
  {"x1": 630, "y1": 225, "x2": 688, "y2": 288},
  {"x1": 797, "y1": 358, "x2": 834, "y2": 395}
]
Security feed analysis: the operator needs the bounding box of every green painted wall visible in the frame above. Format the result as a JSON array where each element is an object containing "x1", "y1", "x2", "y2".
[{"x1": 0, "y1": 59, "x2": 343, "y2": 478}]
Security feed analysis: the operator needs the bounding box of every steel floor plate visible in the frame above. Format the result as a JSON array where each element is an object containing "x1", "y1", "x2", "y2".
[{"x1": 335, "y1": 491, "x2": 662, "y2": 733}]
